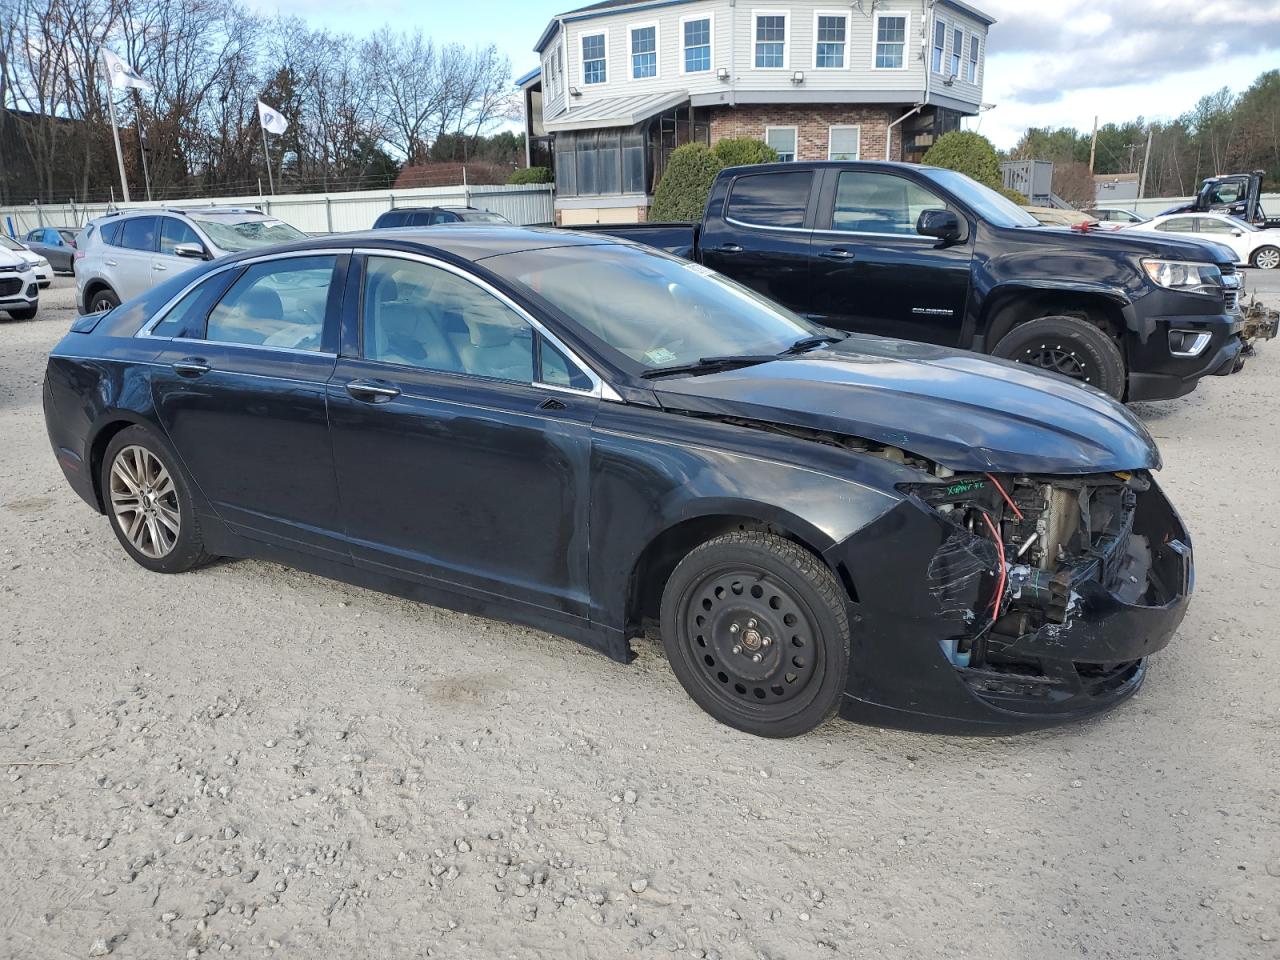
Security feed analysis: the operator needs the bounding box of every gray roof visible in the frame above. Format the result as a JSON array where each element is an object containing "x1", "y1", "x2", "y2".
[{"x1": 545, "y1": 90, "x2": 688, "y2": 132}]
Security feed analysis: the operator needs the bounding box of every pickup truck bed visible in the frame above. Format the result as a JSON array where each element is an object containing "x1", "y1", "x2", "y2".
[{"x1": 573, "y1": 222, "x2": 698, "y2": 259}]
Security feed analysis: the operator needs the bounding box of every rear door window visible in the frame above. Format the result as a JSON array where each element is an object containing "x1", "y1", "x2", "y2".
[
  {"x1": 121, "y1": 216, "x2": 159, "y2": 252},
  {"x1": 204, "y1": 255, "x2": 337, "y2": 351},
  {"x1": 1156, "y1": 217, "x2": 1196, "y2": 232},
  {"x1": 100, "y1": 221, "x2": 125, "y2": 246},
  {"x1": 725, "y1": 171, "x2": 812, "y2": 229},
  {"x1": 150, "y1": 271, "x2": 238, "y2": 338}
]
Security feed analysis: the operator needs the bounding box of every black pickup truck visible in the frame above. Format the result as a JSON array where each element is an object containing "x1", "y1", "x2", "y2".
[{"x1": 583, "y1": 161, "x2": 1248, "y2": 401}]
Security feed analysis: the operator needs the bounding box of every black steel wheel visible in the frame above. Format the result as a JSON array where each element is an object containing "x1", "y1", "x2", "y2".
[
  {"x1": 992, "y1": 315, "x2": 1126, "y2": 399},
  {"x1": 660, "y1": 531, "x2": 849, "y2": 738}
]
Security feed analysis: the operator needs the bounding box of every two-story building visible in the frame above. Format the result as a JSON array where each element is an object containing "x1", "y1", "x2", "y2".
[{"x1": 519, "y1": 0, "x2": 995, "y2": 224}]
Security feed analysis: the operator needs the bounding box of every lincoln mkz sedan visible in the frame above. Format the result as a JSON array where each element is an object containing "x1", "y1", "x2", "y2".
[{"x1": 44, "y1": 228, "x2": 1194, "y2": 737}]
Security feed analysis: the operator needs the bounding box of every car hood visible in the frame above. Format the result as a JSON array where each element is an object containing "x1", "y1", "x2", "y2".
[{"x1": 651, "y1": 336, "x2": 1161, "y2": 475}]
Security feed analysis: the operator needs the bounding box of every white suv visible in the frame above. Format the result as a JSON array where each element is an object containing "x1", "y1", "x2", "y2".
[
  {"x1": 0, "y1": 248, "x2": 39, "y2": 320},
  {"x1": 75, "y1": 208, "x2": 308, "y2": 314}
]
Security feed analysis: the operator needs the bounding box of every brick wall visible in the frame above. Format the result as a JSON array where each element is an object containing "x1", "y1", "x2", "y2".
[{"x1": 708, "y1": 104, "x2": 902, "y2": 163}]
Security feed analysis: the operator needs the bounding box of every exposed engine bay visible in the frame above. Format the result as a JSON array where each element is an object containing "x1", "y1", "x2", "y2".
[{"x1": 908, "y1": 469, "x2": 1192, "y2": 712}]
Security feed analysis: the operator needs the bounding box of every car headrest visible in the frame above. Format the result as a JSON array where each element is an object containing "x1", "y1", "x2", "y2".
[
  {"x1": 241, "y1": 287, "x2": 283, "y2": 321},
  {"x1": 463, "y1": 303, "x2": 521, "y2": 347}
]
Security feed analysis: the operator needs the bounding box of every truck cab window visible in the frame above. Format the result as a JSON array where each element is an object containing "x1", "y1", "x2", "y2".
[
  {"x1": 831, "y1": 171, "x2": 948, "y2": 236},
  {"x1": 726, "y1": 171, "x2": 811, "y2": 228}
]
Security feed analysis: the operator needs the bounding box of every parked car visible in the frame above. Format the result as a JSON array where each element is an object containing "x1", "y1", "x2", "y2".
[
  {"x1": 1087, "y1": 208, "x2": 1151, "y2": 227},
  {"x1": 0, "y1": 233, "x2": 53, "y2": 286},
  {"x1": 22, "y1": 226, "x2": 77, "y2": 273},
  {"x1": 579, "y1": 161, "x2": 1246, "y2": 402},
  {"x1": 44, "y1": 226, "x2": 1193, "y2": 737},
  {"x1": 1123, "y1": 212, "x2": 1280, "y2": 270},
  {"x1": 372, "y1": 206, "x2": 511, "y2": 228},
  {"x1": 1023, "y1": 206, "x2": 1101, "y2": 229},
  {"x1": 75, "y1": 207, "x2": 308, "y2": 314},
  {"x1": 0, "y1": 248, "x2": 39, "y2": 320}
]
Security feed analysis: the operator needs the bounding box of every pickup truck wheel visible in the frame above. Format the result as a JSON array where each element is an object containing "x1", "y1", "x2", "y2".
[
  {"x1": 992, "y1": 316, "x2": 1126, "y2": 399},
  {"x1": 1252, "y1": 246, "x2": 1280, "y2": 270},
  {"x1": 659, "y1": 531, "x2": 850, "y2": 738}
]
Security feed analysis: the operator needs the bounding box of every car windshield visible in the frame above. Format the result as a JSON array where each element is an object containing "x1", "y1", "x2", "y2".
[
  {"x1": 188, "y1": 216, "x2": 307, "y2": 252},
  {"x1": 485, "y1": 244, "x2": 818, "y2": 370},
  {"x1": 1224, "y1": 216, "x2": 1259, "y2": 232},
  {"x1": 921, "y1": 168, "x2": 1041, "y2": 228},
  {"x1": 456, "y1": 211, "x2": 509, "y2": 223},
  {"x1": 0, "y1": 235, "x2": 23, "y2": 251}
]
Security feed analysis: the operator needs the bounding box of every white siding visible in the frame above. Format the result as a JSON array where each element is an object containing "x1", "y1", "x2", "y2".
[{"x1": 547, "y1": 0, "x2": 987, "y2": 111}]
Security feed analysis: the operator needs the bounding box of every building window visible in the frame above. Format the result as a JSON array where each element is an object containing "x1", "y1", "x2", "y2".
[
  {"x1": 765, "y1": 126, "x2": 797, "y2": 162},
  {"x1": 951, "y1": 27, "x2": 963, "y2": 77},
  {"x1": 814, "y1": 13, "x2": 846, "y2": 69},
  {"x1": 828, "y1": 126, "x2": 860, "y2": 161},
  {"x1": 874, "y1": 13, "x2": 907, "y2": 69},
  {"x1": 582, "y1": 32, "x2": 607, "y2": 85},
  {"x1": 683, "y1": 17, "x2": 711, "y2": 73},
  {"x1": 631, "y1": 24, "x2": 657, "y2": 79},
  {"x1": 754, "y1": 12, "x2": 788, "y2": 69},
  {"x1": 932, "y1": 19, "x2": 946, "y2": 73},
  {"x1": 967, "y1": 34, "x2": 979, "y2": 82}
]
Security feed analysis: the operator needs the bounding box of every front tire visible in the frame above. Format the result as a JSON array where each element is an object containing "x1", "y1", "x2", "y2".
[
  {"x1": 1252, "y1": 246, "x2": 1279, "y2": 270},
  {"x1": 5, "y1": 304, "x2": 37, "y2": 321},
  {"x1": 659, "y1": 531, "x2": 850, "y2": 738},
  {"x1": 100, "y1": 425, "x2": 214, "y2": 574},
  {"x1": 991, "y1": 315, "x2": 1126, "y2": 399}
]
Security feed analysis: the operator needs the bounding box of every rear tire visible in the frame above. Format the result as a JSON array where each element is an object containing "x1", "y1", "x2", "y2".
[
  {"x1": 88, "y1": 287, "x2": 120, "y2": 313},
  {"x1": 100, "y1": 425, "x2": 215, "y2": 574},
  {"x1": 991, "y1": 315, "x2": 1126, "y2": 399},
  {"x1": 659, "y1": 531, "x2": 850, "y2": 738},
  {"x1": 1252, "y1": 246, "x2": 1279, "y2": 270}
]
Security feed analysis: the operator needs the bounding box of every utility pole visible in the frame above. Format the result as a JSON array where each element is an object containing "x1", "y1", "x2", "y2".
[
  {"x1": 1138, "y1": 126, "x2": 1153, "y2": 199},
  {"x1": 1088, "y1": 115, "x2": 1098, "y2": 175}
]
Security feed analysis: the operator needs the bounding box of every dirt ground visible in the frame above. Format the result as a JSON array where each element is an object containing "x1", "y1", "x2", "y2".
[{"x1": 2, "y1": 274, "x2": 1278, "y2": 960}]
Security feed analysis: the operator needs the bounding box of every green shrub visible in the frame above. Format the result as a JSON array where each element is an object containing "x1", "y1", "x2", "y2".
[
  {"x1": 922, "y1": 131, "x2": 1003, "y2": 190},
  {"x1": 649, "y1": 144, "x2": 725, "y2": 222},
  {"x1": 711, "y1": 137, "x2": 778, "y2": 168},
  {"x1": 507, "y1": 166, "x2": 552, "y2": 185},
  {"x1": 997, "y1": 185, "x2": 1029, "y2": 205}
]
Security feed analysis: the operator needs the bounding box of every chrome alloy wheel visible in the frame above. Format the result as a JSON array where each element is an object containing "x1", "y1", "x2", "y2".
[
  {"x1": 109, "y1": 445, "x2": 180, "y2": 559},
  {"x1": 1255, "y1": 247, "x2": 1280, "y2": 270}
]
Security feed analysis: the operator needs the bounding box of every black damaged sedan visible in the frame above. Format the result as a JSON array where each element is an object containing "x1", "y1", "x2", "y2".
[{"x1": 44, "y1": 228, "x2": 1193, "y2": 737}]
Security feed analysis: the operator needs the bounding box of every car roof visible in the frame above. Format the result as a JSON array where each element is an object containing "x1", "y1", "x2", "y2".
[{"x1": 228, "y1": 225, "x2": 623, "y2": 263}]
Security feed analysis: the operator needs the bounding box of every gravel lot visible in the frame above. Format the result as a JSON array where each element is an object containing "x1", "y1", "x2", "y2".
[{"x1": 2, "y1": 274, "x2": 1279, "y2": 960}]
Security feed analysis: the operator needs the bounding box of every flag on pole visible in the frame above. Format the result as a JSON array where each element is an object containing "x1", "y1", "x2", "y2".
[
  {"x1": 100, "y1": 49, "x2": 153, "y2": 92},
  {"x1": 257, "y1": 100, "x2": 289, "y2": 136}
]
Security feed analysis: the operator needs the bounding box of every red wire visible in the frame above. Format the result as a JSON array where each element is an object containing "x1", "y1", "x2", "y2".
[
  {"x1": 981, "y1": 512, "x2": 1006, "y2": 626},
  {"x1": 985, "y1": 473, "x2": 1024, "y2": 520}
]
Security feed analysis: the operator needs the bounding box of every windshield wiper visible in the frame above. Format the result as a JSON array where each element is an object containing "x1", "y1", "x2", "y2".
[
  {"x1": 640, "y1": 355, "x2": 776, "y2": 379},
  {"x1": 780, "y1": 334, "x2": 844, "y2": 355}
]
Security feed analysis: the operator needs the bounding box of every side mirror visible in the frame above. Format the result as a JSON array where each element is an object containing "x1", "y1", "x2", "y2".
[
  {"x1": 1231, "y1": 229, "x2": 1244, "y2": 237},
  {"x1": 917, "y1": 208, "x2": 962, "y2": 243},
  {"x1": 173, "y1": 242, "x2": 209, "y2": 260}
]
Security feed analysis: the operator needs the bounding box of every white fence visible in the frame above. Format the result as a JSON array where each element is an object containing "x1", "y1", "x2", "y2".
[{"x1": 0, "y1": 183, "x2": 555, "y2": 238}]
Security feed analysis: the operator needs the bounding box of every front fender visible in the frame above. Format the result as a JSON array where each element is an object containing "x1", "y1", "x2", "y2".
[{"x1": 588, "y1": 403, "x2": 908, "y2": 632}]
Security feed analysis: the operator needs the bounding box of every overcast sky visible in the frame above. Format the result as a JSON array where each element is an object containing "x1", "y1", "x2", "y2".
[{"x1": 243, "y1": 0, "x2": 1280, "y2": 149}]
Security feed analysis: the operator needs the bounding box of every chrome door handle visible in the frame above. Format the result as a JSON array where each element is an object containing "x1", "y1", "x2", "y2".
[
  {"x1": 820, "y1": 247, "x2": 855, "y2": 260},
  {"x1": 153, "y1": 263, "x2": 167, "y2": 272},
  {"x1": 346, "y1": 379, "x2": 401, "y2": 403},
  {"x1": 172, "y1": 358, "x2": 210, "y2": 377},
  {"x1": 714, "y1": 243, "x2": 743, "y2": 254},
  {"x1": 105, "y1": 259, "x2": 118, "y2": 267}
]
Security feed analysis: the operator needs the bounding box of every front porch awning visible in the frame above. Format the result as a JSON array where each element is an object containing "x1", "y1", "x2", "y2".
[{"x1": 544, "y1": 91, "x2": 689, "y2": 133}]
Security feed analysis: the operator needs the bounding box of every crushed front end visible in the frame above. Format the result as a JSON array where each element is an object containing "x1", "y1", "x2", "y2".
[{"x1": 833, "y1": 470, "x2": 1192, "y2": 734}]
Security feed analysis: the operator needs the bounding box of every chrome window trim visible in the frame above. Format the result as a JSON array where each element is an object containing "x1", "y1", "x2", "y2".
[
  {"x1": 724, "y1": 216, "x2": 813, "y2": 236},
  {"x1": 354, "y1": 248, "x2": 621, "y2": 402}
]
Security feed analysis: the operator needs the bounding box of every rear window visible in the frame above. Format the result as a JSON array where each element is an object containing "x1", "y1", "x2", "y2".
[
  {"x1": 375, "y1": 211, "x2": 410, "y2": 228},
  {"x1": 725, "y1": 171, "x2": 812, "y2": 229}
]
